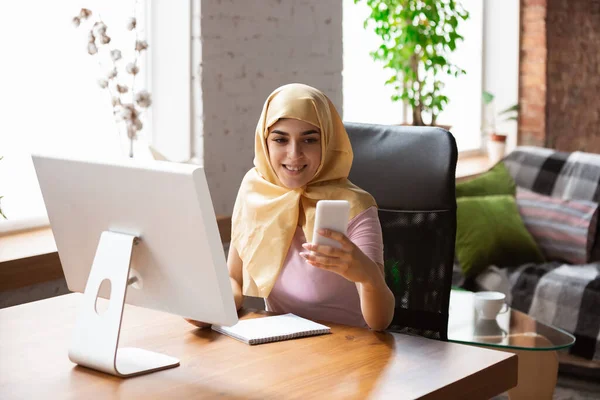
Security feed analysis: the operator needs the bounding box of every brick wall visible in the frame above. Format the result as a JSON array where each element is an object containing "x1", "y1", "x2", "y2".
[
  {"x1": 195, "y1": 0, "x2": 343, "y2": 215},
  {"x1": 519, "y1": 0, "x2": 600, "y2": 152},
  {"x1": 518, "y1": 0, "x2": 547, "y2": 147},
  {"x1": 546, "y1": 0, "x2": 600, "y2": 151}
]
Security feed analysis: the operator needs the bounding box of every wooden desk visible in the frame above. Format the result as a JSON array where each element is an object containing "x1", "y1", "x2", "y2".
[{"x1": 0, "y1": 294, "x2": 517, "y2": 399}]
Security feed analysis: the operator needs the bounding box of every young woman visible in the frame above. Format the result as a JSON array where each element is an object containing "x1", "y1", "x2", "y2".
[{"x1": 188, "y1": 83, "x2": 394, "y2": 330}]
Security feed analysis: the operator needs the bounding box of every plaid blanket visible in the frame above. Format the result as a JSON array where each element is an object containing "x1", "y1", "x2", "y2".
[
  {"x1": 508, "y1": 262, "x2": 600, "y2": 361},
  {"x1": 504, "y1": 146, "x2": 600, "y2": 202},
  {"x1": 502, "y1": 147, "x2": 600, "y2": 361}
]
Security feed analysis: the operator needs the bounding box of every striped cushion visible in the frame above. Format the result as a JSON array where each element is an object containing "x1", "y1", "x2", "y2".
[{"x1": 516, "y1": 187, "x2": 599, "y2": 264}]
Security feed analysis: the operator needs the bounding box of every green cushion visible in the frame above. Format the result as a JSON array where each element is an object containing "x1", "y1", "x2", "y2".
[
  {"x1": 456, "y1": 162, "x2": 516, "y2": 197},
  {"x1": 456, "y1": 195, "x2": 545, "y2": 277}
]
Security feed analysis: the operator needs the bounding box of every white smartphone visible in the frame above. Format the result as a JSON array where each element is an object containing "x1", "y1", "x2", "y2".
[{"x1": 312, "y1": 200, "x2": 351, "y2": 249}]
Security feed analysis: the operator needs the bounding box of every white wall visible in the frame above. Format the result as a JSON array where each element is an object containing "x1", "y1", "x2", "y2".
[
  {"x1": 483, "y1": 0, "x2": 521, "y2": 153},
  {"x1": 196, "y1": 0, "x2": 343, "y2": 215}
]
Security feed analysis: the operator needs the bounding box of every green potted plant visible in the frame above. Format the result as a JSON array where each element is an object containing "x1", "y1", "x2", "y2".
[
  {"x1": 355, "y1": 0, "x2": 469, "y2": 126},
  {"x1": 482, "y1": 91, "x2": 518, "y2": 163}
]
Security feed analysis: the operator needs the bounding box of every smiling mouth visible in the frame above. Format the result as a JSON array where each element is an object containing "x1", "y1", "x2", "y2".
[{"x1": 283, "y1": 164, "x2": 307, "y2": 172}]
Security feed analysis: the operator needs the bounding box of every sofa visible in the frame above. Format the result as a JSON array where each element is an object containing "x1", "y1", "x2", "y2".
[{"x1": 454, "y1": 146, "x2": 600, "y2": 365}]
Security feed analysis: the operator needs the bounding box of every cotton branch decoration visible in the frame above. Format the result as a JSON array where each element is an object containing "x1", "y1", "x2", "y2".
[{"x1": 73, "y1": 7, "x2": 151, "y2": 158}]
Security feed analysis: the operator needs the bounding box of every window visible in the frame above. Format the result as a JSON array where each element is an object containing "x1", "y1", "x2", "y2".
[
  {"x1": 0, "y1": 1, "x2": 145, "y2": 230},
  {"x1": 342, "y1": 1, "x2": 406, "y2": 125},
  {"x1": 0, "y1": 0, "x2": 191, "y2": 232},
  {"x1": 343, "y1": 0, "x2": 483, "y2": 152},
  {"x1": 147, "y1": 0, "x2": 192, "y2": 163}
]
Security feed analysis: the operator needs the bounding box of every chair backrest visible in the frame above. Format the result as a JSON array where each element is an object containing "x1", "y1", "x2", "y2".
[{"x1": 345, "y1": 122, "x2": 458, "y2": 340}]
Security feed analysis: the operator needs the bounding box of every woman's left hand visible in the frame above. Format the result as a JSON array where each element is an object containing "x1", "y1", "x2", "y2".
[{"x1": 300, "y1": 228, "x2": 381, "y2": 286}]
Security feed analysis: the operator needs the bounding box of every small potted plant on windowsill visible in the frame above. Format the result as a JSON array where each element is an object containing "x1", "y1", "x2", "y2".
[{"x1": 482, "y1": 91, "x2": 518, "y2": 164}]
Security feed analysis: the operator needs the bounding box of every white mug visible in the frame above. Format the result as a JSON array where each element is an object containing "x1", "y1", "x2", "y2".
[{"x1": 474, "y1": 291, "x2": 509, "y2": 320}]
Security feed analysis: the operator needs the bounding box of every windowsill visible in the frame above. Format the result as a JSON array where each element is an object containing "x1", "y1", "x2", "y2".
[
  {"x1": 1, "y1": 153, "x2": 491, "y2": 260},
  {"x1": 456, "y1": 152, "x2": 492, "y2": 182},
  {"x1": 0, "y1": 215, "x2": 233, "y2": 292},
  {"x1": 1, "y1": 154, "x2": 491, "y2": 291},
  {"x1": 0, "y1": 227, "x2": 61, "y2": 292},
  {"x1": 0, "y1": 227, "x2": 56, "y2": 264},
  {"x1": 0, "y1": 215, "x2": 50, "y2": 236}
]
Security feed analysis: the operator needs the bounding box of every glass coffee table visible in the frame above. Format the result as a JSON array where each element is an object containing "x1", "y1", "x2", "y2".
[{"x1": 448, "y1": 289, "x2": 575, "y2": 400}]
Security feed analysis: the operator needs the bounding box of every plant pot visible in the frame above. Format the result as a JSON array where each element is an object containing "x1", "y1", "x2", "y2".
[
  {"x1": 489, "y1": 133, "x2": 507, "y2": 143},
  {"x1": 487, "y1": 133, "x2": 508, "y2": 164}
]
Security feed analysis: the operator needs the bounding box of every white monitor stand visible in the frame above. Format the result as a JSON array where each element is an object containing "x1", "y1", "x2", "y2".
[{"x1": 32, "y1": 154, "x2": 238, "y2": 378}]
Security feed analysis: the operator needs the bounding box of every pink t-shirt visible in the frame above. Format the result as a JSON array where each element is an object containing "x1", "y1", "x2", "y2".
[{"x1": 265, "y1": 206, "x2": 384, "y2": 328}]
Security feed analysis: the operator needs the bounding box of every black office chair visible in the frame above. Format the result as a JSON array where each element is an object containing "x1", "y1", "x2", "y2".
[{"x1": 345, "y1": 122, "x2": 458, "y2": 340}]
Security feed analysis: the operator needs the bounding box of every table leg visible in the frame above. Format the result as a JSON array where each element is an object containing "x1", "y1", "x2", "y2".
[{"x1": 504, "y1": 349, "x2": 558, "y2": 400}]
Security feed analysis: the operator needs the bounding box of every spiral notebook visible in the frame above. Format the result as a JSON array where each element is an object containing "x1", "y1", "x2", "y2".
[{"x1": 212, "y1": 313, "x2": 331, "y2": 345}]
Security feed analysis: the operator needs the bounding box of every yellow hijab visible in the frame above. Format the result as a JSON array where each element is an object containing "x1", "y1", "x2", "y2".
[{"x1": 231, "y1": 83, "x2": 377, "y2": 297}]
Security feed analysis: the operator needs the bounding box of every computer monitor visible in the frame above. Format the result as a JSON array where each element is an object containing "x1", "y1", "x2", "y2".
[{"x1": 32, "y1": 154, "x2": 238, "y2": 378}]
